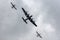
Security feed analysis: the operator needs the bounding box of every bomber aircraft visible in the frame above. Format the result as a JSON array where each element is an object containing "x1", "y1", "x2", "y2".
[{"x1": 22, "y1": 8, "x2": 37, "y2": 27}]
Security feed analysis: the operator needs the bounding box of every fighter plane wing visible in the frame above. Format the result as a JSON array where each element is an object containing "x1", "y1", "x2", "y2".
[
  {"x1": 13, "y1": 7, "x2": 17, "y2": 10},
  {"x1": 11, "y1": 2, "x2": 13, "y2": 5},
  {"x1": 37, "y1": 34, "x2": 42, "y2": 38}
]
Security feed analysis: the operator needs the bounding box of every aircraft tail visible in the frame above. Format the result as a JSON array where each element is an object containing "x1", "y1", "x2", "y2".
[{"x1": 22, "y1": 17, "x2": 27, "y2": 24}]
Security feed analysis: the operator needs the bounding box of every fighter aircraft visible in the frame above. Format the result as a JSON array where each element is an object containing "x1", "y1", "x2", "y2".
[
  {"x1": 11, "y1": 2, "x2": 17, "y2": 10},
  {"x1": 36, "y1": 31, "x2": 42, "y2": 38},
  {"x1": 22, "y1": 8, "x2": 37, "y2": 27}
]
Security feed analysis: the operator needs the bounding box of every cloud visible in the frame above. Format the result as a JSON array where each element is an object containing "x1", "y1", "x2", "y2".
[
  {"x1": 22, "y1": 0, "x2": 34, "y2": 7},
  {"x1": 44, "y1": 24, "x2": 55, "y2": 33},
  {"x1": 17, "y1": 0, "x2": 59, "y2": 40},
  {"x1": 21, "y1": 0, "x2": 56, "y2": 40},
  {"x1": 0, "y1": 0, "x2": 60, "y2": 40},
  {"x1": 22, "y1": 0, "x2": 43, "y2": 16}
]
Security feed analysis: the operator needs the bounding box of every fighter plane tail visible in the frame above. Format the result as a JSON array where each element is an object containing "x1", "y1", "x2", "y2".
[{"x1": 22, "y1": 17, "x2": 27, "y2": 24}]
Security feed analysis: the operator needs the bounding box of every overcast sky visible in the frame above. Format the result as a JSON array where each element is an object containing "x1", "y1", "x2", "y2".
[{"x1": 0, "y1": 0, "x2": 60, "y2": 40}]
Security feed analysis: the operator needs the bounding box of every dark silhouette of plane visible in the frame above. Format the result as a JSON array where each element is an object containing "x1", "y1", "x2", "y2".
[
  {"x1": 11, "y1": 2, "x2": 17, "y2": 10},
  {"x1": 36, "y1": 31, "x2": 42, "y2": 38},
  {"x1": 22, "y1": 8, "x2": 37, "y2": 27}
]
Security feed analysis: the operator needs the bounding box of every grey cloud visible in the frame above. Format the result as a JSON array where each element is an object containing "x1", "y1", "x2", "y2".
[{"x1": 0, "y1": 0, "x2": 60, "y2": 40}]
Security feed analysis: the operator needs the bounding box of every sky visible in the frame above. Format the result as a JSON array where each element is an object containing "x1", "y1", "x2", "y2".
[{"x1": 0, "y1": 0, "x2": 60, "y2": 40}]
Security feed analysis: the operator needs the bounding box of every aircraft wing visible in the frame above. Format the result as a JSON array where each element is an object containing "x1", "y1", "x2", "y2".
[
  {"x1": 22, "y1": 8, "x2": 28, "y2": 16},
  {"x1": 29, "y1": 19, "x2": 37, "y2": 27},
  {"x1": 39, "y1": 35, "x2": 42, "y2": 38},
  {"x1": 11, "y1": 2, "x2": 13, "y2": 5},
  {"x1": 14, "y1": 7, "x2": 17, "y2": 10},
  {"x1": 11, "y1": 2, "x2": 14, "y2": 6}
]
